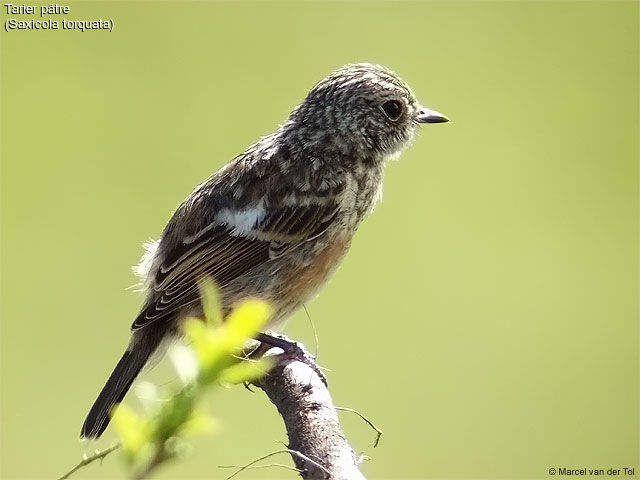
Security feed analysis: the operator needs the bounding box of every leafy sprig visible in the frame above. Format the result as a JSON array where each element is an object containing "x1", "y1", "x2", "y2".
[{"x1": 110, "y1": 279, "x2": 272, "y2": 478}]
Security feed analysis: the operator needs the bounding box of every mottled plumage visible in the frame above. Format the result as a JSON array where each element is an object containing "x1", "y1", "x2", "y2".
[{"x1": 81, "y1": 63, "x2": 448, "y2": 438}]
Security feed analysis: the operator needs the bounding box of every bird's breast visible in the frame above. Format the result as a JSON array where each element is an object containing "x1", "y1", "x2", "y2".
[
  {"x1": 339, "y1": 161, "x2": 385, "y2": 229},
  {"x1": 270, "y1": 233, "x2": 352, "y2": 320}
]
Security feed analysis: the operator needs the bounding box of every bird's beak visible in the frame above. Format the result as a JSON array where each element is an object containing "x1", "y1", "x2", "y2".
[{"x1": 416, "y1": 106, "x2": 449, "y2": 124}]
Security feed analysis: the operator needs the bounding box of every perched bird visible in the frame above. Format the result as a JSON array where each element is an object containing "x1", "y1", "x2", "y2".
[{"x1": 81, "y1": 63, "x2": 448, "y2": 438}]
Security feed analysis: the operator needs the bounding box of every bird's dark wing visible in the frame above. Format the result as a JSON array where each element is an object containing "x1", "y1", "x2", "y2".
[{"x1": 131, "y1": 202, "x2": 339, "y2": 329}]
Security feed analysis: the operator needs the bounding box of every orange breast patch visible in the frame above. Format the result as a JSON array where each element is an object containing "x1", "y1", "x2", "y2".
[{"x1": 281, "y1": 234, "x2": 352, "y2": 305}]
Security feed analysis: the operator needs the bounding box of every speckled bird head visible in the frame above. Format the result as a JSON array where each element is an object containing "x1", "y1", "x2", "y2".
[{"x1": 286, "y1": 63, "x2": 448, "y2": 160}]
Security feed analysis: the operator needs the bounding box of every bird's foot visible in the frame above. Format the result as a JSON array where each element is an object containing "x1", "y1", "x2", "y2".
[{"x1": 254, "y1": 332, "x2": 328, "y2": 386}]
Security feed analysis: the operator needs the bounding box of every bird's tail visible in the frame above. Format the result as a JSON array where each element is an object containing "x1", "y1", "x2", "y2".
[{"x1": 80, "y1": 341, "x2": 156, "y2": 439}]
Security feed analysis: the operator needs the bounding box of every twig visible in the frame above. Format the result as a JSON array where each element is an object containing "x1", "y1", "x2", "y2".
[
  {"x1": 61, "y1": 335, "x2": 372, "y2": 480},
  {"x1": 220, "y1": 448, "x2": 327, "y2": 480},
  {"x1": 57, "y1": 443, "x2": 121, "y2": 480},
  {"x1": 219, "y1": 462, "x2": 303, "y2": 475},
  {"x1": 335, "y1": 406, "x2": 383, "y2": 448},
  {"x1": 254, "y1": 337, "x2": 368, "y2": 479},
  {"x1": 302, "y1": 303, "x2": 320, "y2": 359}
]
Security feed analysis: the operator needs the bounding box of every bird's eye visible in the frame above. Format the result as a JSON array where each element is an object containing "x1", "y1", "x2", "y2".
[{"x1": 381, "y1": 100, "x2": 403, "y2": 121}]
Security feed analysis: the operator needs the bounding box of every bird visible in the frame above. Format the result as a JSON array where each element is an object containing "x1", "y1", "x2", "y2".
[{"x1": 80, "y1": 63, "x2": 448, "y2": 438}]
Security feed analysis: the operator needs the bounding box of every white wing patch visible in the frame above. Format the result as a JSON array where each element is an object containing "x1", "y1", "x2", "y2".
[{"x1": 215, "y1": 201, "x2": 266, "y2": 237}]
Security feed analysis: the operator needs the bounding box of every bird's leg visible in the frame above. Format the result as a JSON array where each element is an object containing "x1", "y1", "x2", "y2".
[{"x1": 253, "y1": 332, "x2": 328, "y2": 386}]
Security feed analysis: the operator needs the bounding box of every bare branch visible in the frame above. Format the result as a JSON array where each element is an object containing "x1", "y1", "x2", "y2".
[
  {"x1": 335, "y1": 406, "x2": 383, "y2": 448},
  {"x1": 57, "y1": 443, "x2": 121, "y2": 480},
  {"x1": 220, "y1": 449, "x2": 322, "y2": 480},
  {"x1": 254, "y1": 340, "x2": 368, "y2": 480},
  {"x1": 219, "y1": 461, "x2": 303, "y2": 475},
  {"x1": 61, "y1": 336, "x2": 373, "y2": 480}
]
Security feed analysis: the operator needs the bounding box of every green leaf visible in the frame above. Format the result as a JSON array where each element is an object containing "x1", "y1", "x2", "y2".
[
  {"x1": 223, "y1": 299, "x2": 272, "y2": 348},
  {"x1": 111, "y1": 404, "x2": 151, "y2": 462},
  {"x1": 219, "y1": 358, "x2": 273, "y2": 385},
  {"x1": 198, "y1": 277, "x2": 223, "y2": 326}
]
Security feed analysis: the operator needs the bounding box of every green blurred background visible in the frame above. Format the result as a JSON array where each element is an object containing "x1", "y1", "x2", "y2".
[{"x1": 1, "y1": 1, "x2": 638, "y2": 479}]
